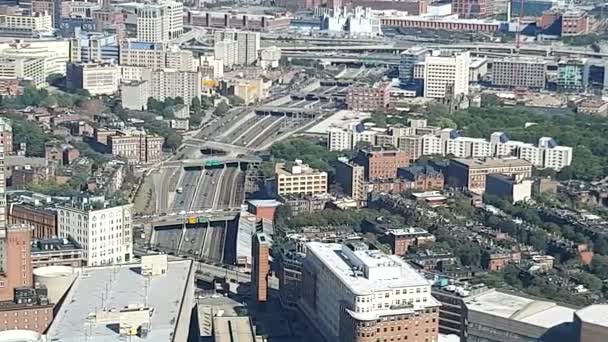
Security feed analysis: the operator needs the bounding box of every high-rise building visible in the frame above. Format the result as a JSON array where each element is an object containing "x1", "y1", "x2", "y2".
[
  {"x1": 131, "y1": 1, "x2": 183, "y2": 43},
  {"x1": 0, "y1": 118, "x2": 12, "y2": 157},
  {"x1": 148, "y1": 68, "x2": 201, "y2": 104},
  {"x1": 346, "y1": 82, "x2": 391, "y2": 112},
  {"x1": 558, "y1": 59, "x2": 585, "y2": 91},
  {"x1": 423, "y1": 50, "x2": 470, "y2": 99},
  {"x1": 491, "y1": 57, "x2": 547, "y2": 89},
  {"x1": 300, "y1": 242, "x2": 440, "y2": 342},
  {"x1": 399, "y1": 47, "x2": 431, "y2": 87},
  {"x1": 0, "y1": 39, "x2": 70, "y2": 77},
  {"x1": 119, "y1": 41, "x2": 195, "y2": 71},
  {"x1": 214, "y1": 30, "x2": 260, "y2": 65},
  {"x1": 0, "y1": 224, "x2": 33, "y2": 301},
  {"x1": 252, "y1": 232, "x2": 270, "y2": 303},
  {"x1": 335, "y1": 157, "x2": 366, "y2": 204},
  {"x1": 355, "y1": 147, "x2": 409, "y2": 181},
  {"x1": 57, "y1": 201, "x2": 133, "y2": 266},
  {"x1": 213, "y1": 39, "x2": 237, "y2": 68},
  {"x1": 69, "y1": 31, "x2": 119, "y2": 63}
]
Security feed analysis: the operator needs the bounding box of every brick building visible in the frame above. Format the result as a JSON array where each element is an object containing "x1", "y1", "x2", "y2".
[
  {"x1": 346, "y1": 82, "x2": 391, "y2": 112},
  {"x1": 252, "y1": 232, "x2": 270, "y2": 304},
  {"x1": 447, "y1": 158, "x2": 532, "y2": 194},
  {"x1": 0, "y1": 287, "x2": 53, "y2": 334},
  {"x1": 398, "y1": 165, "x2": 444, "y2": 191},
  {"x1": 8, "y1": 204, "x2": 57, "y2": 239},
  {"x1": 355, "y1": 148, "x2": 409, "y2": 181},
  {"x1": 247, "y1": 200, "x2": 281, "y2": 222},
  {"x1": 0, "y1": 225, "x2": 33, "y2": 301},
  {"x1": 0, "y1": 118, "x2": 12, "y2": 155},
  {"x1": 387, "y1": 227, "x2": 436, "y2": 256},
  {"x1": 107, "y1": 130, "x2": 164, "y2": 163},
  {"x1": 452, "y1": 0, "x2": 487, "y2": 17}
]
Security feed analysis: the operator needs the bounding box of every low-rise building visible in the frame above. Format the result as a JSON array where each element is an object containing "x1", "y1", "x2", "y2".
[
  {"x1": 8, "y1": 203, "x2": 57, "y2": 239},
  {"x1": 0, "y1": 287, "x2": 53, "y2": 334},
  {"x1": 66, "y1": 62, "x2": 120, "y2": 96},
  {"x1": 0, "y1": 57, "x2": 45, "y2": 86},
  {"x1": 30, "y1": 237, "x2": 84, "y2": 269},
  {"x1": 398, "y1": 165, "x2": 444, "y2": 191},
  {"x1": 387, "y1": 227, "x2": 435, "y2": 255},
  {"x1": 107, "y1": 129, "x2": 164, "y2": 164},
  {"x1": 346, "y1": 82, "x2": 391, "y2": 112},
  {"x1": 577, "y1": 98, "x2": 608, "y2": 116},
  {"x1": 485, "y1": 173, "x2": 532, "y2": 203},
  {"x1": 447, "y1": 158, "x2": 533, "y2": 194},
  {"x1": 275, "y1": 160, "x2": 328, "y2": 197}
]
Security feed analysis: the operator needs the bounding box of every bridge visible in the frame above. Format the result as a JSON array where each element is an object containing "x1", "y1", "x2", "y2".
[
  {"x1": 253, "y1": 106, "x2": 320, "y2": 118},
  {"x1": 162, "y1": 155, "x2": 262, "y2": 169},
  {"x1": 183, "y1": 138, "x2": 255, "y2": 154}
]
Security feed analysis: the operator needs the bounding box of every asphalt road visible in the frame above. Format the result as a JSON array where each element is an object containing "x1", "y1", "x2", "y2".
[{"x1": 172, "y1": 170, "x2": 203, "y2": 211}]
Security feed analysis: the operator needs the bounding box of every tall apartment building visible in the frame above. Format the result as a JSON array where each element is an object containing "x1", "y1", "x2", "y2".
[
  {"x1": 491, "y1": 58, "x2": 547, "y2": 89},
  {"x1": 399, "y1": 47, "x2": 431, "y2": 87},
  {"x1": 0, "y1": 225, "x2": 33, "y2": 301},
  {"x1": 214, "y1": 30, "x2": 260, "y2": 65},
  {"x1": 148, "y1": 68, "x2": 201, "y2": 104},
  {"x1": 446, "y1": 137, "x2": 492, "y2": 158},
  {"x1": 491, "y1": 132, "x2": 573, "y2": 170},
  {"x1": 66, "y1": 62, "x2": 120, "y2": 96},
  {"x1": 0, "y1": 118, "x2": 11, "y2": 156},
  {"x1": 214, "y1": 39, "x2": 238, "y2": 68},
  {"x1": 107, "y1": 129, "x2": 164, "y2": 163},
  {"x1": 346, "y1": 82, "x2": 391, "y2": 112},
  {"x1": 120, "y1": 80, "x2": 149, "y2": 110},
  {"x1": 423, "y1": 51, "x2": 470, "y2": 99},
  {"x1": 355, "y1": 148, "x2": 409, "y2": 181},
  {"x1": 447, "y1": 157, "x2": 533, "y2": 193},
  {"x1": 252, "y1": 232, "x2": 270, "y2": 303},
  {"x1": 119, "y1": 41, "x2": 195, "y2": 71},
  {"x1": 274, "y1": 160, "x2": 328, "y2": 196},
  {"x1": 0, "y1": 121, "x2": 5, "y2": 231},
  {"x1": 300, "y1": 242, "x2": 440, "y2": 342},
  {"x1": 335, "y1": 157, "x2": 366, "y2": 204},
  {"x1": 131, "y1": 1, "x2": 183, "y2": 43},
  {"x1": 57, "y1": 202, "x2": 133, "y2": 266}
]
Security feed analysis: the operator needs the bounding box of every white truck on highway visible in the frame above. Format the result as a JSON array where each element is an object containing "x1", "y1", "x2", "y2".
[{"x1": 176, "y1": 187, "x2": 183, "y2": 193}]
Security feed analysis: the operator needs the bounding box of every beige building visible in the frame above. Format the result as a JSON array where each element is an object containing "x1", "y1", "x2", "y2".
[
  {"x1": 148, "y1": 68, "x2": 201, "y2": 104},
  {"x1": 575, "y1": 304, "x2": 608, "y2": 342},
  {"x1": 214, "y1": 39, "x2": 238, "y2": 68},
  {"x1": 66, "y1": 62, "x2": 120, "y2": 96},
  {"x1": 300, "y1": 242, "x2": 440, "y2": 342},
  {"x1": 119, "y1": 41, "x2": 195, "y2": 71},
  {"x1": 423, "y1": 50, "x2": 470, "y2": 99},
  {"x1": 119, "y1": 1, "x2": 183, "y2": 43},
  {"x1": 447, "y1": 157, "x2": 533, "y2": 194},
  {"x1": 275, "y1": 160, "x2": 328, "y2": 196},
  {"x1": 491, "y1": 58, "x2": 547, "y2": 89},
  {"x1": 0, "y1": 57, "x2": 45, "y2": 86},
  {"x1": 335, "y1": 157, "x2": 366, "y2": 205},
  {"x1": 214, "y1": 30, "x2": 260, "y2": 66}
]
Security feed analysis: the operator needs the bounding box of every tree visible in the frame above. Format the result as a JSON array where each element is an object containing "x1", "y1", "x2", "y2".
[
  {"x1": 191, "y1": 97, "x2": 202, "y2": 113},
  {"x1": 438, "y1": 117, "x2": 457, "y2": 129},
  {"x1": 214, "y1": 101, "x2": 229, "y2": 116},
  {"x1": 578, "y1": 272, "x2": 603, "y2": 292},
  {"x1": 590, "y1": 255, "x2": 608, "y2": 279}
]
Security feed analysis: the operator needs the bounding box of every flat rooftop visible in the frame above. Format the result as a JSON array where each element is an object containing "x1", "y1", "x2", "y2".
[
  {"x1": 464, "y1": 290, "x2": 575, "y2": 328},
  {"x1": 305, "y1": 109, "x2": 371, "y2": 134},
  {"x1": 575, "y1": 304, "x2": 608, "y2": 327},
  {"x1": 214, "y1": 317, "x2": 256, "y2": 342},
  {"x1": 451, "y1": 157, "x2": 532, "y2": 169},
  {"x1": 387, "y1": 227, "x2": 430, "y2": 236},
  {"x1": 307, "y1": 242, "x2": 434, "y2": 296},
  {"x1": 46, "y1": 260, "x2": 193, "y2": 342}
]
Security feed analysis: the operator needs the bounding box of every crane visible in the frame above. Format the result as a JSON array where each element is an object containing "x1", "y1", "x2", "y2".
[{"x1": 515, "y1": 0, "x2": 525, "y2": 51}]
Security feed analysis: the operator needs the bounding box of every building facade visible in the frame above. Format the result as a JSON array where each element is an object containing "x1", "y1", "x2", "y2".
[
  {"x1": 8, "y1": 203, "x2": 56, "y2": 239},
  {"x1": 355, "y1": 148, "x2": 409, "y2": 181},
  {"x1": 252, "y1": 232, "x2": 270, "y2": 303},
  {"x1": 423, "y1": 51, "x2": 470, "y2": 99},
  {"x1": 447, "y1": 158, "x2": 533, "y2": 194},
  {"x1": 56, "y1": 203, "x2": 133, "y2": 266},
  {"x1": 275, "y1": 161, "x2": 328, "y2": 196},
  {"x1": 335, "y1": 157, "x2": 366, "y2": 204},
  {"x1": 300, "y1": 242, "x2": 440, "y2": 342},
  {"x1": 491, "y1": 58, "x2": 547, "y2": 89},
  {"x1": 346, "y1": 82, "x2": 391, "y2": 112},
  {"x1": 0, "y1": 225, "x2": 33, "y2": 301},
  {"x1": 107, "y1": 130, "x2": 163, "y2": 164},
  {"x1": 66, "y1": 62, "x2": 120, "y2": 96}
]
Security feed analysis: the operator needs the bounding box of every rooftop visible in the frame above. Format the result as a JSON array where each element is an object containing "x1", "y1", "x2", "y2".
[
  {"x1": 307, "y1": 242, "x2": 434, "y2": 296},
  {"x1": 387, "y1": 227, "x2": 431, "y2": 236},
  {"x1": 451, "y1": 157, "x2": 532, "y2": 169},
  {"x1": 464, "y1": 290, "x2": 576, "y2": 328},
  {"x1": 575, "y1": 304, "x2": 608, "y2": 327},
  {"x1": 31, "y1": 238, "x2": 81, "y2": 253},
  {"x1": 46, "y1": 260, "x2": 193, "y2": 342},
  {"x1": 247, "y1": 199, "x2": 282, "y2": 208},
  {"x1": 214, "y1": 317, "x2": 256, "y2": 342}
]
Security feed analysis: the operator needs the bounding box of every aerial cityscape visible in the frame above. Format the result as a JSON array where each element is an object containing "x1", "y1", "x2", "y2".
[{"x1": 0, "y1": 0, "x2": 607, "y2": 341}]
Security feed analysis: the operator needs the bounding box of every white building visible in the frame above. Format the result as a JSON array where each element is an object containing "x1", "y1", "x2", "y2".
[
  {"x1": 214, "y1": 30, "x2": 260, "y2": 66},
  {"x1": 421, "y1": 134, "x2": 443, "y2": 156},
  {"x1": 446, "y1": 137, "x2": 492, "y2": 158},
  {"x1": 543, "y1": 145, "x2": 573, "y2": 171},
  {"x1": 0, "y1": 13, "x2": 52, "y2": 34},
  {"x1": 328, "y1": 125, "x2": 353, "y2": 151},
  {"x1": 66, "y1": 62, "x2": 121, "y2": 96},
  {"x1": 128, "y1": 1, "x2": 183, "y2": 43},
  {"x1": 423, "y1": 50, "x2": 470, "y2": 99},
  {"x1": 300, "y1": 242, "x2": 440, "y2": 342},
  {"x1": 213, "y1": 39, "x2": 238, "y2": 68},
  {"x1": 200, "y1": 55, "x2": 224, "y2": 79},
  {"x1": 0, "y1": 39, "x2": 70, "y2": 77},
  {"x1": 493, "y1": 133, "x2": 573, "y2": 170},
  {"x1": 57, "y1": 202, "x2": 133, "y2": 266},
  {"x1": 0, "y1": 57, "x2": 45, "y2": 86},
  {"x1": 119, "y1": 41, "x2": 195, "y2": 71},
  {"x1": 148, "y1": 68, "x2": 201, "y2": 104},
  {"x1": 321, "y1": 7, "x2": 382, "y2": 36},
  {"x1": 259, "y1": 46, "x2": 281, "y2": 69},
  {"x1": 121, "y1": 80, "x2": 150, "y2": 110}
]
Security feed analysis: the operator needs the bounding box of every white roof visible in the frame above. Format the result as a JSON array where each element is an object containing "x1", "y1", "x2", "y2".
[
  {"x1": 307, "y1": 242, "x2": 433, "y2": 295},
  {"x1": 465, "y1": 290, "x2": 575, "y2": 328},
  {"x1": 576, "y1": 304, "x2": 608, "y2": 327},
  {"x1": 47, "y1": 260, "x2": 193, "y2": 342}
]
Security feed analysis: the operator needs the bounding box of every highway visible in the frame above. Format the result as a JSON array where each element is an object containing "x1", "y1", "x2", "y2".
[
  {"x1": 172, "y1": 170, "x2": 203, "y2": 211},
  {"x1": 245, "y1": 116, "x2": 286, "y2": 148},
  {"x1": 223, "y1": 115, "x2": 267, "y2": 144}
]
